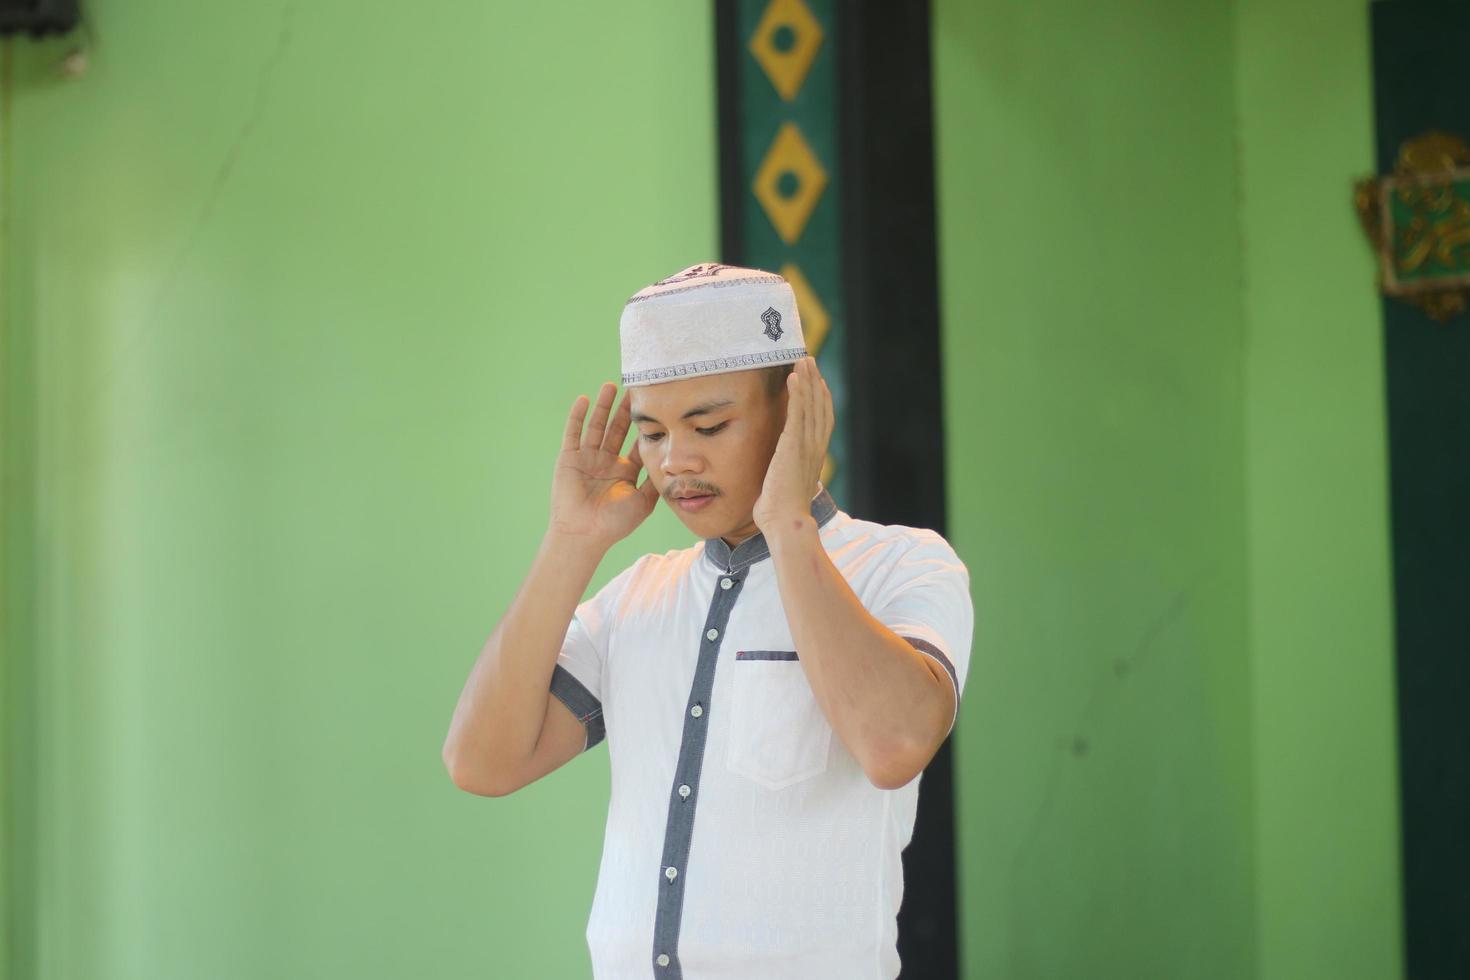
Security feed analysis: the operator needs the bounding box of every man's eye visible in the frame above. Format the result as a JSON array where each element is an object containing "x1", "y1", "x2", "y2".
[{"x1": 640, "y1": 422, "x2": 727, "y2": 443}]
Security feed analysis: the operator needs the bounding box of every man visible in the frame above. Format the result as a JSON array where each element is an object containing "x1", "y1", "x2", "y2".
[{"x1": 442, "y1": 264, "x2": 973, "y2": 978}]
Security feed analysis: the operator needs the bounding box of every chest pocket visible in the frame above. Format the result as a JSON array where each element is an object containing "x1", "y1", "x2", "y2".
[{"x1": 724, "y1": 650, "x2": 833, "y2": 790}]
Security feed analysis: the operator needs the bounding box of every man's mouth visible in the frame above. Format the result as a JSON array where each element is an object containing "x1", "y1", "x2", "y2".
[{"x1": 673, "y1": 491, "x2": 717, "y2": 512}]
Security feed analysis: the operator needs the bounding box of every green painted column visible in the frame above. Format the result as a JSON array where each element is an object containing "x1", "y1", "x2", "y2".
[
  {"x1": 935, "y1": 1, "x2": 1254, "y2": 977},
  {"x1": 1237, "y1": 2, "x2": 1401, "y2": 978}
]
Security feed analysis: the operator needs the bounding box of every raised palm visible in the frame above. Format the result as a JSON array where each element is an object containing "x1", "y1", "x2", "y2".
[{"x1": 550, "y1": 382, "x2": 659, "y2": 547}]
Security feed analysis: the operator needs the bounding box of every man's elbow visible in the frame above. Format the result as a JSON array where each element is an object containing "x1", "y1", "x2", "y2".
[
  {"x1": 860, "y1": 736, "x2": 937, "y2": 791},
  {"x1": 442, "y1": 744, "x2": 518, "y2": 798}
]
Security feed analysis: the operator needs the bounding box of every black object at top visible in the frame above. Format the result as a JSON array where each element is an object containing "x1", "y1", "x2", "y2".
[{"x1": 0, "y1": 0, "x2": 80, "y2": 37}]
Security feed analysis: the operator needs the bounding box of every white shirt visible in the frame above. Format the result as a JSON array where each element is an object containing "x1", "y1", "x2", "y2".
[{"x1": 549, "y1": 483, "x2": 973, "y2": 979}]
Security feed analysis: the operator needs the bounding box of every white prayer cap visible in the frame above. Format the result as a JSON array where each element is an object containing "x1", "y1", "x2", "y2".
[{"x1": 620, "y1": 263, "x2": 807, "y2": 388}]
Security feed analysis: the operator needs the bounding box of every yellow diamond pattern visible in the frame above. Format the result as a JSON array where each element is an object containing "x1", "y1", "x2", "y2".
[
  {"x1": 748, "y1": 0, "x2": 824, "y2": 102},
  {"x1": 753, "y1": 122, "x2": 827, "y2": 246},
  {"x1": 780, "y1": 262, "x2": 829, "y2": 355}
]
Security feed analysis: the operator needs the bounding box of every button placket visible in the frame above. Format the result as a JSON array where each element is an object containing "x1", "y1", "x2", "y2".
[{"x1": 650, "y1": 569, "x2": 747, "y2": 977}]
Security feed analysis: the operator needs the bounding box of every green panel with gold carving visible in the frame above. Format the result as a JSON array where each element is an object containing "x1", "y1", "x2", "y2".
[
  {"x1": 1356, "y1": 131, "x2": 1470, "y2": 321},
  {"x1": 736, "y1": 0, "x2": 847, "y2": 505},
  {"x1": 1368, "y1": 6, "x2": 1470, "y2": 977},
  {"x1": 1382, "y1": 169, "x2": 1470, "y2": 289}
]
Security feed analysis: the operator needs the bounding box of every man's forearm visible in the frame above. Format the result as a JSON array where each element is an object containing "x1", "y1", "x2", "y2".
[
  {"x1": 441, "y1": 530, "x2": 607, "y2": 791},
  {"x1": 765, "y1": 514, "x2": 952, "y2": 789}
]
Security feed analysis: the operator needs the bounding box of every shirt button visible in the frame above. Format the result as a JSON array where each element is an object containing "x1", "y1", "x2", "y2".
[
  {"x1": 720, "y1": 578, "x2": 733, "y2": 590},
  {"x1": 665, "y1": 866, "x2": 678, "y2": 881},
  {"x1": 706, "y1": 628, "x2": 719, "y2": 641},
  {"x1": 690, "y1": 704, "x2": 703, "y2": 718},
  {"x1": 657, "y1": 954, "x2": 671, "y2": 967},
  {"x1": 678, "y1": 784, "x2": 691, "y2": 798}
]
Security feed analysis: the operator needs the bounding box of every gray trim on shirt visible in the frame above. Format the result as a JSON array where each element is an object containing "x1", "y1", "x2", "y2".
[
  {"x1": 549, "y1": 664, "x2": 605, "y2": 752},
  {"x1": 700, "y1": 484, "x2": 839, "y2": 574},
  {"x1": 734, "y1": 649, "x2": 800, "y2": 661},
  {"x1": 899, "y1": 635, "x2": 961, "y2": 728}
]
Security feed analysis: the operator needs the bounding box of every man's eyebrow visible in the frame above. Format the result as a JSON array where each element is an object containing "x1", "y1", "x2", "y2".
[{"x1": 631, "y1": 399, "x2": 736, "y2": 425}]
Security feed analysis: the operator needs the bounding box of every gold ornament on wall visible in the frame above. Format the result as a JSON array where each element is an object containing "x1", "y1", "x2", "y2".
[{"x1": 1356, "y1": 131, "x2": 1470, "y2": 323}]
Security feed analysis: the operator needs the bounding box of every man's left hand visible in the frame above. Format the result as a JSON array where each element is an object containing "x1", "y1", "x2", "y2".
[{"x1": 753, "y1": 356, "x2": 833, "y2": 534}]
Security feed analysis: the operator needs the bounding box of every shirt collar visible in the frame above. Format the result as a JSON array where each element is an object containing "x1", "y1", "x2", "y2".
[{"x1": 701, "y1": 482, "x2": 839, "y2": 575}]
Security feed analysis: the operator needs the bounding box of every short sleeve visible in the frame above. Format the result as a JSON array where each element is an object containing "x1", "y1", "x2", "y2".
[
  {"x1": 549, "y1": 558, "x2": 641, "y2": 752},
  {"x1": 869, "y1": 531, "x2": 974, "y2": 738}
]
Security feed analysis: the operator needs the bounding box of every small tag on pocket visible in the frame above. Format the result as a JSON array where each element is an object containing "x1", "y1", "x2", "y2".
[{"x1": 735, "y1": 650, "x2": 799, "y2": 661}]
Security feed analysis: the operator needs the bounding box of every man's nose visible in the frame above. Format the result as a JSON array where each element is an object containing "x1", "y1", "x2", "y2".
[{"x1": 659, "y1": 432, "x2": 704, "y2": 475}]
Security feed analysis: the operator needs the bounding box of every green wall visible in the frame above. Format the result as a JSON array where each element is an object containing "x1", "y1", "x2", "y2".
[
  {"x1": 935, "y1": 0, "x2": 1401, "y2": 978},
  {"x1": 1, "y1": 2, "x2": 715, "y2": 978},
  {"x1": 934, "y1": 3, "x2": 1255, "y2": 976},
  {"x1": 1234, "y1": 1, "x2": 1402, "y2": 977}
]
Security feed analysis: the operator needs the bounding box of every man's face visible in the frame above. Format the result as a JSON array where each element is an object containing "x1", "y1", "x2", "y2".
[{"x1": 628, "y1": 369, "x2": 786, "y2": 545}]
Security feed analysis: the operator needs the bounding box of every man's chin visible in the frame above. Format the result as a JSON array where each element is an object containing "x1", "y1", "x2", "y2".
[{"x1": 667, "y1": 494, "x2": 723, "y2": 532}]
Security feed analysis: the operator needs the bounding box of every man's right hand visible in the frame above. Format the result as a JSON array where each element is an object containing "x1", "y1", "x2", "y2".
[{"x1": 549, "y1": 382, "x2": 659, "y2": 549}]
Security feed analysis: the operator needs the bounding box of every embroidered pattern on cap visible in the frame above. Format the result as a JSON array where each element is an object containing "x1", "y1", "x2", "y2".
[{"x1": 760, "y1": 307, "x2": 783, "y2": 341}]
